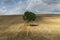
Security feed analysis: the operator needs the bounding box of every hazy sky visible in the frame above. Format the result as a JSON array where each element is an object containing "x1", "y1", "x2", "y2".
[{"x1": 0, "y1": 0, "x2": 60, "y2": 15}]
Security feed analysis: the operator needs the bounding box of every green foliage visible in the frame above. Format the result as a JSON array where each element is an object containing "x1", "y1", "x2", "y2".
[{"x1": 23, "y1": 11, "x2": 36, "y2": 22}]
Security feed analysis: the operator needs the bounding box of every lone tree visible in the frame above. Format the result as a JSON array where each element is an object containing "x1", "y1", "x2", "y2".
[
  {"x1": 23, "y1": 11, "x2": 36, "y2": 24},
  {"x1": 23, "y1": 11, "x2": 36, "y2": 37}
]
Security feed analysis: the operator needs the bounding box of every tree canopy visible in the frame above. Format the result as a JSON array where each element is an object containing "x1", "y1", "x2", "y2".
[{"x1": 23, "y1": 11, "x2": 36, "y2": 22}]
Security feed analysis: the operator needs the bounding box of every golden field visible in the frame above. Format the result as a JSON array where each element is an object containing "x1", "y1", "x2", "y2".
[{"x1": 0, "y1": 14, "x2": 60, "y2": 40}]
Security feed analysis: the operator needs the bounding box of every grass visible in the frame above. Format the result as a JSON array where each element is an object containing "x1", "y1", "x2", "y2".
[{"x1": 0, "y1": 15, "x2": 60, "y2": 40}]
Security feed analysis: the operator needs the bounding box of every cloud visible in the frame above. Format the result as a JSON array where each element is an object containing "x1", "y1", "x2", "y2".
[
  {"x1": 2, "y1": 0, "x2": 28, "y2": 15},
  {"x1": 42, "y1": 0, "x2": 60, "y2": 5},
  {"x1": 25, "y1": 0, "x2": 60, "y2": 14},
  {"x1": 0, "y1": 0, "x2": 60, "y2": 15},
  {"x1": 25, "y1": 0, "x2": 55, "y2": 13}
]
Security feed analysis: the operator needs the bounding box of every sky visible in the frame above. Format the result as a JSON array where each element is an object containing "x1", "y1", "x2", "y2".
[{"x1": 0, "y1": 0, "x2": 60, "y2": 15}]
